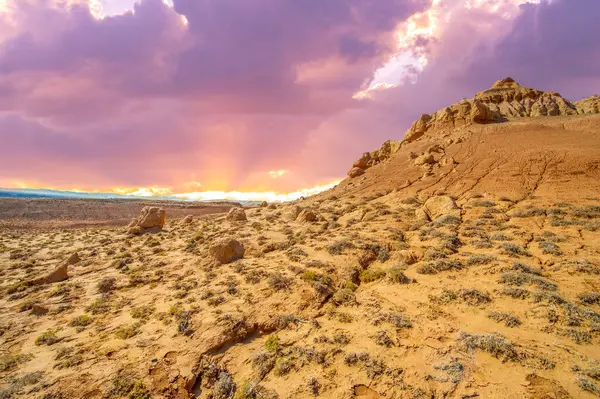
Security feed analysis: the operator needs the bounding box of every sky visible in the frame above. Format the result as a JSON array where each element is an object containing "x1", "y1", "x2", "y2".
[{"x1": 0, "y1": 0, "x2": 598, "y2": 201}]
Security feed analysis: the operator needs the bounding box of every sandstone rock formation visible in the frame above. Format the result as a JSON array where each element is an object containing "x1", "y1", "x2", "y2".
[
  {"x1": 127, "y1": 206, "x2": 166, "y2": 234},
  {"x1": 210, "y1": 238, "x2": 245, "y2": 264},
  {"x1": 403, "y1": 78, "x2": 578, "y2": 143},
  {"x1": 259, "y1": 201, "x2": 268, "y2": 208},
  {"x1": 227, "y1": 207, "x2": 247, "y2": 222},
  {"x1": 575, "y1": 95, "x2": 600, "y2": 114}
]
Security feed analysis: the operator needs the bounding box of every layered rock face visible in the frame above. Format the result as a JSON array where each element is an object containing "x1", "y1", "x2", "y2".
[{"x1": 348, "y1": 78, "x2": 589, "y2": 178}]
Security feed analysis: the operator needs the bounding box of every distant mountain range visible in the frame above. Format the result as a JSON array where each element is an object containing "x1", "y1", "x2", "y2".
[{"x1": 0, "y1": 188, "x2": 261, "y2": 206}]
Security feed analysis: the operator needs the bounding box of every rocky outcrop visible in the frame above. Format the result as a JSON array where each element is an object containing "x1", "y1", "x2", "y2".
[
  {"x1": 227, "y1": 207, "x2": 247, "y2": 222},
  {"x1": 210, "y1": 238, "x2": 245, "y2": 264},
  {"x1": 348, "y1": 140, "x2": 401, "y2": 178},
  {"x1": 127, "y1": 207, "x2": 166, "y2": 235},
  {"x1": 403, "y1": 78, "x2": 579, "y2": 143},
  {"x1": 575, "y1": 95, "x2": 600, "y2": 114}
]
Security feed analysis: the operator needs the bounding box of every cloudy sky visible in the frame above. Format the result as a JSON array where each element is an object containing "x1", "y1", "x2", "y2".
[{"x1": 0, "y1": 0, "x2": 598, "y2": 200}]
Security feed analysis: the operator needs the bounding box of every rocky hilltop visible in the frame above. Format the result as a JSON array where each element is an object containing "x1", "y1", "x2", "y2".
[{"x1": 349, "y1": 78, "x2": 599, "y2": 177}]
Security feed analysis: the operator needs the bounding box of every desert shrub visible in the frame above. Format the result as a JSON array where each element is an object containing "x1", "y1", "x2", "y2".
[
  {"x1": 300, "y1": 271, "x2": 317, "y2": 281},
  {"x1": 130, "y1": 305, "x2": 155, "y2": 321},
  {"x1": 106, "y1": 373, "x2": 151, "y2": 399},
  {"x1": 97, "y1": 277, "x2": 117, "y2": 293},
  {"x1": 344, "y1": 281, "x2": 359, "y2": 291},
  {"x1": 212, "y1": 372, "x2": 236, "y2": 399},
  {"x1": 538, "y1": 241, "x2": 563, "y2": 256},
  {"x1": 458, "y1": 332, "x2": 518, "y2": 361},
  {"x1": 234, "y1": 381, "x2": 277, "y2": 399},
  {"x1": 372, "y1": 312, "x2": 412, "y2": 329},
  {"x1": 0, "y1": 353, "x2": 33, "y2": 372},
  {"x1": 475, "y1": 200, "x2": 496, "y2": 207},
  {"x1": 114, "y1": 323, "x2": 141, "y2": 340},
  {"x1": 512, "y1": 262, "x2": 541, "y2": 275},
  {"x1": 332, "y1": 288, "x2": 356, "y2": 305},
  {"x1": 417, "y1": 259, "x2": 464, "y2": 275},
  {"x1": 578, "y1": 292, "x2": 600, "y2": 305},
  {"x1": 359, "y1": 268, "x2": 386, "y2": 283},
  {"x1": 578, "y1": 377, "x2": 600, "y2": 395},
  {"x1": 432, "y1": 288, "x2": 491, "y2": 306},
  {"x1": 499, "y1": 272, "x2": 557, "y2": 291},
  {"x1": 265, "y1": 335, "x2": 280, "y2": 353},
  {"x1": 466, "y1": 254, "x2": 495, "y2": 266},
  {"x1": 327, "y1": 240, "x2": 355, "y2": 255},
  {"x1": 487, "y1": 312, "x2": 521, "y2": 327},
  {"x1": 274, "y1": 358, "x2": 295, "y2": 376},
  {"x1": 86, "y1": 298, "x2": 112, "y2": 315},
  {"x1": 562, "y1": 329, "x2": 592, "y2": 344},
  {"x1": 490, "y1": 233, "x2": 512, "y2": 241},
  {"x1": 18, "y1": 298, "x2": 39, "y2": 312},
  {"x1": 387, "y1": 264, "x2": 411, "y2": 284},
  {"x1": 251, "y1": 351, "x2": 275, "y2": 379},
  {"x1": 513, "y1": 207, "x2": 546, "y2": 218},
  {"x1": 70, "y1": 314, "x2": 93, "y2": 328},
  {"x1": 35, "y1": 329, "x2": 60, "y2": 346},
  {"x1": 268, "y1": 272, "x2": 292, "y2": 291},
  {"x1": 500, "y1": 287, "x2": 531, "y2": 299},
  {"x1": 373, "y1": 330, "x2": 394, "y2": 347},
  {"x1": 498, "y1": 243, "x2": 531, "y2": 257},
  {"x1": 434, "y1": 215, "x2": 461, "y2": 226}
]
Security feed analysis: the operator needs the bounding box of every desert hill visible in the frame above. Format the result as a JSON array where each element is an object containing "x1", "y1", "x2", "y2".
[{"x1": 1, "y1": 79, "x2": 600, "y2": 399}]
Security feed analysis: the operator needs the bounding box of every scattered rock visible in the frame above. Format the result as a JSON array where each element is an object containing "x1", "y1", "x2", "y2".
[
  {"x1": 210, "y1": 238, "x2": 245, "y2": 264},
  {"x1": 267, "y1": 204, "x2": 277, "y2": 209},
  {"x1": 227, "y1": 207, "x2": 247, "y2": 222},
  {"x1": 422, "y1": 196, "x2": 460, "y2": 220},
  {"x1": 127, "y1": 207, "x2": 166, "y2": 234},
  {"x1": 348, "y1": 167, "x2": 365, "y2": 178},
  {"x1": 414, "y1": 154, "x2": 435, "y2": 166}
]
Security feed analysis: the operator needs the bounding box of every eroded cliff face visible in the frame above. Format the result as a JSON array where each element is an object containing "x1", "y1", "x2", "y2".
[{"x1": 348, "y1": 78, "x2": 595, "y2": 178}]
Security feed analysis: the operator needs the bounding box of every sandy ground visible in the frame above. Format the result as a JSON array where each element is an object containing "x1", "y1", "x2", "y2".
[
  {"x1": 1, "y1": 115, "x2": 600, "y2": 399},
  {"x1": 0, "y1": 198, "x2": 240, "y2": 229}
]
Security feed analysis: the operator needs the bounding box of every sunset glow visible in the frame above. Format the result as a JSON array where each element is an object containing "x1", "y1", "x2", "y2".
[{"x1": 0, "y1": 0, "x2": 597, "y2": 201}]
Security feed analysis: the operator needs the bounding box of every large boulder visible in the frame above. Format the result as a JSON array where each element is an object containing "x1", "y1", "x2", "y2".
[
  {"x1": 227, "y1": 207, "x2": 247, "y2": 222},
  {"x1": 422, "y1": 196, "x2": 461, "y2": 220},
  {"x1": 127, "y1": 207, "x2": 166, "y2": 234},
  {"x1": 259, "y1": 201, "x2": 268, "y2": 208},
  {"x1": 210, "y1": 238, "x2": 245, "y2": 264},
  {"x1": 297, "y1": 209, "x2": 317, "y2": 223},
  {"x1": 138, "y1": 207, "x2": 167, "y2": 229},
  {"x1": 347, "y1": 167, "x2": 365, "y2": 178}
]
